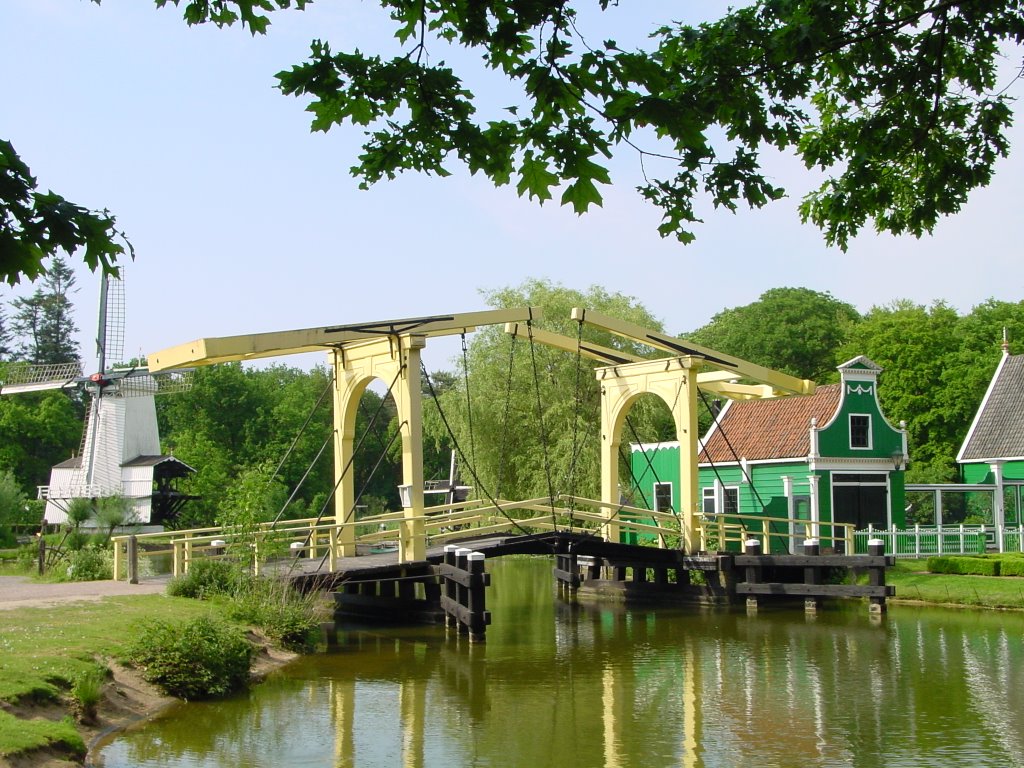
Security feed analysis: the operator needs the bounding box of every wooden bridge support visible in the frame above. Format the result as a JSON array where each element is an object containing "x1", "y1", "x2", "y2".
[{"x1": 440, "y1": 546, "x2": 491, "y2": 642}]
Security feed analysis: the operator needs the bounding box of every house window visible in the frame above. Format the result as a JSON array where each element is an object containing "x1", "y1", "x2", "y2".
[
  {"x1": 654, "y1": 482, "x2": 673, "y2": 513},
  {"x1": 702, "y1": 485, "x2": 739, "y2": 515},
  {"x1": 724, "y1": 486, "x2": 739, "y2": 515},
  {"x1": 850, "y1": 414, "x2": 872, "y2": 449},
  {"x1": 702, "y1": 487, "x2": 716, "y2": 515}
]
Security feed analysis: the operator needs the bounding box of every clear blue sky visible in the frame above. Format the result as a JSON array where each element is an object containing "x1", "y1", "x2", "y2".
[{"x1": 4, "y1": 0, "x2": 1022, "y2": 374}]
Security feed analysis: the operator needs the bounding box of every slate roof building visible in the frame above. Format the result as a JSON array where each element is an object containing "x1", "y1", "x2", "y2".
[
  {"x1": 956, "y1": 349, "x2": 1024, "y2": 530},
  {"x1": 631, "y1": 357, "x2": 908, "y2": 553}
]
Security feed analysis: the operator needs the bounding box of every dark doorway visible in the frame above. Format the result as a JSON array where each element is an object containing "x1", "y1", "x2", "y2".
[{"x1": 833, "y1": 482, "x2": 888, "y2": 530}]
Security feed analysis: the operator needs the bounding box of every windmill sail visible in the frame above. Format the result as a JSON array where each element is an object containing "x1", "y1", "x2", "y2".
[{"x1": 0, "y1": 361, "x2": 83, "y2": 394}]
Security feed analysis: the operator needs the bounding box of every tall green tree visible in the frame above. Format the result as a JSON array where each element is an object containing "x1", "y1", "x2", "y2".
[
  {"x1": 0, "y1": 391, "x2": 82, "y2": 491},
  {"x1": 10, "y1": 256, "x2": 81, "y2": 365},
  {"x1": 688, "y1": 287, "x2": 861, "y2": 382},
  {"x1": 424, "y1": 279, "x2": 670, "y2": 503},
  {"x1": 158, "y1": 362, "x2": 403, "y2": 526},
  {"x1": 838, "y1": 300, "x2": 963, "y2": 481}
]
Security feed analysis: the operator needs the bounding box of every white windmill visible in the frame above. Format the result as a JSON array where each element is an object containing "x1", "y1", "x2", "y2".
[{"x1": 0, "y1": 273, "x2": 196, "y2": 528}]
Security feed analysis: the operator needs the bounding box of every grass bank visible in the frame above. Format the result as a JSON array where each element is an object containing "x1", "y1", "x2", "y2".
[
  {"x1": 0, "y1": 594, "x2": 294, "y2": 767},
  {"x1": 887, "y1": 559, "x2": 1024, "y2": 609}
]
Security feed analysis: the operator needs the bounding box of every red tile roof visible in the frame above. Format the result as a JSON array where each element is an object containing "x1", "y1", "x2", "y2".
[{"x1": 700, "y1": 384, "x2": 842, "y2": 464}]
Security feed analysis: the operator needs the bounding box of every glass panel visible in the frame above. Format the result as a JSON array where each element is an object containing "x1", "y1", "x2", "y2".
[
  {"x1": 702, "y1": 487, "x2": 716, "y2": 515},
  {"x1": 654, "y1": 483, "x2": 673, "y2": 513},
  {"x1": 1005, "y1": 486, "x2": 1020, "y2": 525},
  {"x1": 723, "y1": 487, "x2": 739, "y2": 515},
  {"x1": 905, "y1": 491, "x2": 937, "y2": 526},
  {"x1": 941, "y1": 491, "x2": 993, "y2": 526}
]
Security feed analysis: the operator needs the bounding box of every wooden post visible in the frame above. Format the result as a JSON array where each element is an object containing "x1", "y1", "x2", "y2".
[
  {"x1": 443, "y1": 545, "x2": 459, "y2": 628},
  {"x1": 467, "y1": 551, "x2": 488, "y2": 643},
  {"x1": 803, "y1": 538, "x2": 821, "y2": 613},
  {"x1": 867, "y1": 538, "x2": 888, "y2": 615},
  {"x1": 37, "y1": 536, "x2": 45, "y2": 576},
  {"x1": 127, "y1": 535, "x2": 139, "y2": 585},
  {"x1": 744, "y1": 539, "x2": 762, "y2": 614},
  {"x1": 455, "y1": 548, "x2": 471, "y2": 634}
]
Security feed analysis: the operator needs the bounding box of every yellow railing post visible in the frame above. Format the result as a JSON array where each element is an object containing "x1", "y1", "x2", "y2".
[
  {"x1": 184, "y1": 539, "x2": 193, "y2": 575},
  {"x1": 172, "y1": 540, "x2": 183, "y2": 577},
  {"x1": 112, "y1": 538, "x2": 123, "y2": 582},
  {"x1": 329, "y1": 527, "x2": 338, "y2": 573}
]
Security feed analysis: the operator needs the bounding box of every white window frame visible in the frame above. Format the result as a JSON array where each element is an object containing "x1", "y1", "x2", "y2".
[
  {"x1": 703, "y1": 483, "x2": 739, "y2": 515},
  {"x1": 702, "y1": 487, "x2": 716, "y2": 515},
  {"x1": 849, "y1": 413, "x2": 873, "y2": 450}
]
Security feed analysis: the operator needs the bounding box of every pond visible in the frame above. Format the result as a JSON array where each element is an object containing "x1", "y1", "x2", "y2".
[{"x1": 95, "y1": 557, "x2": 1024, "y2": 767}]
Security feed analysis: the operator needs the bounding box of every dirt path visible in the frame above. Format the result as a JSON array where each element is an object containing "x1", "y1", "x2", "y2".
[{"x1": 0, "y1": 575, "x2": 167, "y2": 611}]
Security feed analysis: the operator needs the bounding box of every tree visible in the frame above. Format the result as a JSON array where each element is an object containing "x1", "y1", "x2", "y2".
[
  {"x1": 0, "y1": 469, "x2": 28, "y2": 546},
  {"x1": 424, "y1": 279, "x2": 670, "y2": 503},
  {"x1": 838, "y1": 300, "x2": 962, "y2": 481},
  {"x1": 0, "y1": 140, "x2": 128, "y2": 286},
  {"x1": 165, "y1": 0, "x2": 1018, "y2": 249},
  {"x1": 10, "y1": 256, "x2": 81, "y2": 365},
  {"x1": 0, "y1": 390, "x2": 82, "y2": 490},
  {"x1": 688, "y1": 288, "x2": 861, "y2": 382},
  {"x1": 3, "y1": 1, "x2": 1020, "y2": 283}
]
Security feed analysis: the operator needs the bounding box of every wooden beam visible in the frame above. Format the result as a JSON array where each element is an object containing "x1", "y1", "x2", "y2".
[
  {"x1": 503, "y1": 323, "x2": 646, "y2": 365},
  {"x1": 570, "y1": 307, "x2": 815, "y2": 396},
  {"x1": 149, "y1": 308, "x2": 541, "y2": 371}
]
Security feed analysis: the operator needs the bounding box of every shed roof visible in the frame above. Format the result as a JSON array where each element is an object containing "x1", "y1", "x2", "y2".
[
  {"x1": 700, "y1": 384, "x2": 842, "y2": 464},
  {"x1": 958, "y1": 353, "x2": 1024, "y2": 462}
]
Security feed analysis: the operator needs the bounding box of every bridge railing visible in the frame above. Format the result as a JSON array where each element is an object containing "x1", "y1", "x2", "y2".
[
  {"x1": 695, "y1": 512, "x2": 857, "y2": 554},
  {"x1": 110, "y1": 496, "x2": 687, "y2": 579}
]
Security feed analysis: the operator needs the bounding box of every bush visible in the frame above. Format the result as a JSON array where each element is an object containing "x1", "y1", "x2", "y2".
[
  {"x1": 997, "y1": 557, "x2": 1024, "y2": 577},
  {"x1": 126, "y1": 616, "x2": 254, "y2": 700},
  {"x1": 167, "y1": 558, "x2": 243, "y2": 599},
  {"x1": 65, "y1": 547, "x2": 113, "y2": 581},
  {"x1": 226, "y1": 578, "x2": 327, "y2": 652},
  {"x1": 927, "y1": 556, "x2": 1000, "y2": 576}
]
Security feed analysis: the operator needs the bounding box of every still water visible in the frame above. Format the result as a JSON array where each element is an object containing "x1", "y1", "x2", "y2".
[{"x1": 96, "y1": 557, "x2": 1024, "y2": 768}]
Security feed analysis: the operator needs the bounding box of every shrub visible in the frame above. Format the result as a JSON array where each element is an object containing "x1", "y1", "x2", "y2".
[
  {"x1": 226, "y1": 578, "x2": 327, "y2": 652},
  {"x1": 65, "y1": 547, "x2": 113, "y2": 581},
  {"x1": 997, "y1": 557, "x2": 1024, "y2": 577},
  {"x1": 167, "y1": 558, "x2": 243, "y2": 599},
  {"x1": 126, "y1": 616, "x2": 254, "y2": 700},
  {"x1": 927, "y1": 556, "x2": 1000, "y2": 576}
]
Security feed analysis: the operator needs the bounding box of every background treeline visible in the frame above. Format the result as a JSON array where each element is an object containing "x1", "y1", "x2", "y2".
[{"x1": 1, "y1": 272, "x2": 1021, "y2": 530}]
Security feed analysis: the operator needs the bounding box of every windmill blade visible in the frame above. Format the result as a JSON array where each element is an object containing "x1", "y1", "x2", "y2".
[
  {"x1": 109, "y1": 368, "x2": 195, "y2": 398},
  {"x1": 97, "y1": 274, "x2": 125, "y2": 372},
  {"x1": 0, "y1": 362, "x2": 83, "y2": 395}
]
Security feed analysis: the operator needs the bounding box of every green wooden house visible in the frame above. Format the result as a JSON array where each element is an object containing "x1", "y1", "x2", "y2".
[
  {"x1": 956, "y1": 350, "x2": 1024, "y2": 526},
  {"x1": 630, "y1": 356, "x2": 908, "y2": 552}
]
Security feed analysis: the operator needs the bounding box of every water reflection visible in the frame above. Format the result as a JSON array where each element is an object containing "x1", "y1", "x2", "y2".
[{"x1": 97, "y1": 558, "x2": 1024, "y2": 768}]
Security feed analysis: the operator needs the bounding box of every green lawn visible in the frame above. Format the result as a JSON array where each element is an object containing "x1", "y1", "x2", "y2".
[
  {"x1": 0, "y1": 595, "x2": 221, "y2": 759},
  {"x1": 888, "y1": 559, "x2": 1024, "y2": 609}
]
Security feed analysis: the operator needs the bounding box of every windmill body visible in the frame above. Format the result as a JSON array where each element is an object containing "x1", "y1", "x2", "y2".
[
  {"x1": 42, "y1": 387, "x2": 177, "y2": 526},
  {"x1": 3, "y1": 275, "x2": 195, "y2": 528}
]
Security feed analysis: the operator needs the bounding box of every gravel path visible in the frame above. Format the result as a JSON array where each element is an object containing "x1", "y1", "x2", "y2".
[{"x1": 0, "y1": 575, "x2": 167, "y2": 611}]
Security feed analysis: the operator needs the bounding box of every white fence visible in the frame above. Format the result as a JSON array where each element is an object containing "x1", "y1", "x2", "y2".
[{"x1": 854, "y1": 524, "x2": 1024, "y2": 558}]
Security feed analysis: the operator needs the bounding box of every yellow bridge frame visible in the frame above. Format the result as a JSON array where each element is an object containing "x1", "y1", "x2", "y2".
[{"x1": 147, "y1": 306, "x2": 814, "y2": 563}]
